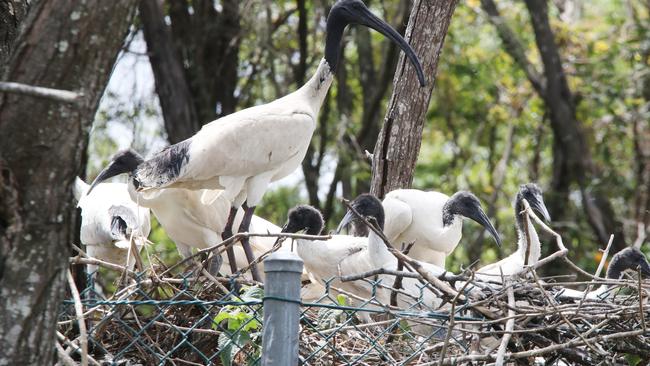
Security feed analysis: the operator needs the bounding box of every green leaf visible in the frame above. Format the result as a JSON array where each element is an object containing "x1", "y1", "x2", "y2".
[{"x1": 336, "y1": 294, "x2": 348, "y2": 306}]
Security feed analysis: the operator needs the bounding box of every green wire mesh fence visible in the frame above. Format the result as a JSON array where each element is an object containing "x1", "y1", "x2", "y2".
[{"x1": 57, "y1": 260, "x2": 474, "y2": 365}]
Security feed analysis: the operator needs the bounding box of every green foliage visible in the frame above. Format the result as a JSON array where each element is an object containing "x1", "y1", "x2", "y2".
[
  {"x1": 88, "y1": 0, "x2": 650, "y2": 279},
  {"x1": 213, "y1": 286, "x2": 264, "y2": 366}
]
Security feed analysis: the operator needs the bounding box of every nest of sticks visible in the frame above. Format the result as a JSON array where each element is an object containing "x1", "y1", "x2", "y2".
[{"x1": 57, "y1": 203, "x2": 650, "y2": 365}]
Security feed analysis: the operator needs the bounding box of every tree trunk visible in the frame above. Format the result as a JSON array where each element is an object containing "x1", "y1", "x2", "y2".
[
  {"x1": 139, "y1": 0, "x2": 199, "y2": 144},
  {"x1": 370, "y1": 0, "x2": 459, "y2": 198},
  {"x1": 482, "y1": 0, "x2": 626, "y2": 252},
  {"x1": 153, "y1": 0, "x2": 241, "y2": 142},
  {"x1": 524, "y1": 0, "x2": 626, "y2": 251},
  {"x1": 0, "y1": 0, "x2": 136, "y2": 363},
  {"x1": 0, "y1": 0, "x2": 30, "y2": 66}
]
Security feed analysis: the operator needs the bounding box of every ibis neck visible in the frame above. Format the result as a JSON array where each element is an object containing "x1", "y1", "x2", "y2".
[
  {"x1": 515, "y1": 213, "x2": 541, "y2": 264},
  {"x1": 368, "y1": 231, "x2": 397, "y2": 269},
  {"x1": 297, "y1": 59, "x2": 334, "y2": 113}
]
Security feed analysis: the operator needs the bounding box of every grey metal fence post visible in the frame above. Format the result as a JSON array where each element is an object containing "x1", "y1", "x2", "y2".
[{"x1": 261, "y1": 251, "x2": 303, "y2": 366}]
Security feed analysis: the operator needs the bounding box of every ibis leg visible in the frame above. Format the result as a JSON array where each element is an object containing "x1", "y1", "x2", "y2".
[
  {"x1": 237, "y1": 203, "x2": 262, "y2": 281},
  {"x1": 222, "y1": 206, "x2": 239, "y2": 275}
]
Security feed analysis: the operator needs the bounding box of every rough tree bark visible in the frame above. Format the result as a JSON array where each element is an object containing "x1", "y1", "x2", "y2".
[
  {"x1": 481, "y1": 0, "x2": 626, "y2": 252},
  {"x1": 370, "y1": 0, "x2": 459, "y2": 198},
  {"x1": 139, "y1": 0, "x2": 199, "y2": 144},
  {"x1": 0, "y1": 0, "x2": 136, "y2": 363},
  {"x1": 0, "y1": 0, "x2": 30, "y2": 66}
]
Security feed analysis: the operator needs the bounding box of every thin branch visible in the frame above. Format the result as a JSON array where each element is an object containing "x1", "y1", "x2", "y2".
[
  {"x1": 66, "y1": 269, "x2": 88, "y2": 366},
  {"x1": 0, "y1": 81, "x2": 83, "y2": 103}
]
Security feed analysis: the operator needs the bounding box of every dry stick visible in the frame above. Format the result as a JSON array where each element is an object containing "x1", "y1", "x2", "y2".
[
  {"x1": 390, "y1": 242, "x2": 414, "y2": 308},
  {"x1": 530, "y1": 270, "x2": 605, "y2": 356},
  {"x1": 494, "y1": 284, "x2": 515, "y2": 366},
  {"x1": 159, "y1": 232, "x2": 331, "y2": 277},
  {"x1": 432, "y1": 329, "x2": 646, "y2": 365},
  {"x1": 438, "y1": 273, "x2": 474, "y2": 366},
  {"x1": 66, "y1": 269, "x2": 88, "y2": 366},
  {"x1": 639, "y1": 266, "x2": 647, "y2": 332},
  {"x1": 0, "y1": 81, "x2": 83, "y2": 103},
  {"x1": 233, "y1": 240, "x2": 284, "y2": 277},
  {"x1": 522, "y1": 206, "x2": 532, "y2": 266},
  {"x1": 55, "y1": 341, "x2": 77, "y2": 366},
  {"x1": 56, "y1": 332, "x2": 101, "y2": 366},
  {"x1": 574, "y1": 234, "x2": 614, "y2": 315}
]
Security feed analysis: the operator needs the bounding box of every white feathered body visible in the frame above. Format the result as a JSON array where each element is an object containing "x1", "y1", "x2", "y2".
[
  {"x1": 475, "y1": 215, "x2": 540, "y2": 283},
  {"x1": 74, "y1": 178, "x2": 151, "y2": 274},
  {"x1": 135, "y1": 60, "x2": 333, "y2": 209},
  {"x1": 133, "y1": 186, "x2": 286, "y2": 279},
  {"x1": 383, "y1": 190, "x2": 463, "y2": 268}
]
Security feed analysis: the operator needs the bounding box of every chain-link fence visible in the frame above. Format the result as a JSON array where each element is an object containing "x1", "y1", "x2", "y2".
[{"x1": 57, "y1": 253, "x2": 475, "y2": 365}]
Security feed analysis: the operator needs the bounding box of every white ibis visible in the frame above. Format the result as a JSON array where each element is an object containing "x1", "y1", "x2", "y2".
[
  {"x1": 338, "y1": 190, "x2": 502, "y2": 268},
  {"x1": 557, "y1": 247, "x2": 650, "y2": 300},
  {"x1": 281, "y1": 205, "x2": 379, "y2": 304},
  {"x1": 285, "y1": 196, "x2": 475, "y2": 313},
  {"x1": 73, "y1": 177, "x2": 151, "y2": 276},
  {"x1": 475, "y1": 183, "x2": 551, "y2": 282},
  {"x1": 140, "y1": 185, "x2": 285, "y2": 279},
  {"x1": 87, "y1": 0, "x2": 425, "y2": 281}
]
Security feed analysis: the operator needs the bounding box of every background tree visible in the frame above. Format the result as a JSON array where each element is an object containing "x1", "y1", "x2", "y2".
[
  {"x1": 0, "y1": 0, "x2": 136, "y2": 363},
  {"x1": 370, "y1": 0, "x2": 459, "y2": 198}
]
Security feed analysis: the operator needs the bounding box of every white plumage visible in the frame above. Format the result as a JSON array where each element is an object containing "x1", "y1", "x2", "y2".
[
  {"x1": 88, "y1": 0, "x2": 425, "y2": 281},
  {"x1": 475, "y1": 184, "x2": 550, "y2": 283},
  {"x1": 556, "y1": 247, "x2": 650, "y2": 300},
  {"x1": 339, "y1": 189, "x2": 501, "y2": 269},
  {"x1": 140, "y1": 187, "x2": 286, "y2": 279},
  {"x1": 74, "y1": 177, "x2": 151, "y2": 275}
]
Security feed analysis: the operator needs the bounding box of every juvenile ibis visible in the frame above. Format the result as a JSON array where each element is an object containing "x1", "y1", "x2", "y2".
[
  {"x1": 286, "y1": 196, "x2": 476, "y2": 313},
  {"x1": 475, "y1": 183, "x2": 551, "y2": 282},
  {"x1": 88, "y1": 0, "x2": 425, "y2": 281},
  {"x1": 338, "y1": 189, "x2": 502, "y2": 268},
  {"x1": 74, "y1": 177, "x2": 151, "y2": 276},
  {"x1": 557, "y1": 247, "x2": 650, "y2": 300},
  {"x1": 281, "y1": 205, "x2": 379, "y2": 305}
]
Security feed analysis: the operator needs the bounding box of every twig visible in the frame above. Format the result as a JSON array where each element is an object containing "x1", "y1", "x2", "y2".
[
  {"x1": 160, "y1": 232, "x2": 330, "y2": 276},
  {"x1": 575, "y1": 234, "x2": 614, "y2": 314},
  {"x1": 66, "y1": 269, "x2": 88, "y2": 366},
  {"x1": 530, "y1": 270, "x2": 605, "y2": 356},
  {"x1": 0, "y1": 81, "x2": 83, "y2": 103},
  {"x1": 55, "y1": 341, "x2": 76, "y2": 366},
  {"x1": 639, "y1": 266, "x2": 647, "y2": 332},
  {"x1": 438, "y1": 273, "x2": 474, "y2": 366},
  {"x1": 495, "y1": 284, "x2": 515, "y2": 366}
]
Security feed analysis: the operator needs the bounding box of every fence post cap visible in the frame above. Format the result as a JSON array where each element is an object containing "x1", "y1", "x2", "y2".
[{"x1": 264, "y1": 251, "x2": 304, "y2": 273}]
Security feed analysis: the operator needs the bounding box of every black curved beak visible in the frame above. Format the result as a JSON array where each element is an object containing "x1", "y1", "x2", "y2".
[
  {"x1": 336, "y1": 210, "x2": 355, "y2": 234},
  {"x1": 351, "y1": 6, "x2": 426, "y2": 87},
  {"x1": 87, "y1": 161, "x2": 128, "y2": 195},
  {"x1": 466, "y1": 207, "x2": 502, "y2": 247},
  {"x1": 530, "y1": 194, "x2": 551, "y2": 222}
]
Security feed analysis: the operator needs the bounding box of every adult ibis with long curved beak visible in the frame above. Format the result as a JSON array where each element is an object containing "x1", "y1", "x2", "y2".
[
  {"x1": 556, "y1": 247, "x2": 650, "y2": 300},
  {"x1": 475, "y1": 183, "x2": 551, "y2": 283},
  {"x1": 87, "y1": 0, "x2": 425, "y2": 281},
  {"x1": 338, "y1": 190, "x2": 502, "y2": 268}
]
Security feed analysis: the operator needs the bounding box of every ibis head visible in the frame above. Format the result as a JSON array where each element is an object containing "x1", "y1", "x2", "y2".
[
  {"x1": 606, "y1": 247, "x2": 650, "y2": 279},
  {"x1": 283, "y1": 205, "x2": 324, "y2": 235},
  {"x1": 444, "y1": 191, "x2": 502, "y2": 247},
  {"x1": 517, "y1": 183, "x2": 551, "y2": 222},
  {"x1": 337, "y1": 193, "x2": 385, "y2": 234},
  {"x1": 325, "y1": 0, "x2": 425, "y2": 86},
  {"x1": 88, "y1": 149, "x2": 144, "y2": 195}
]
